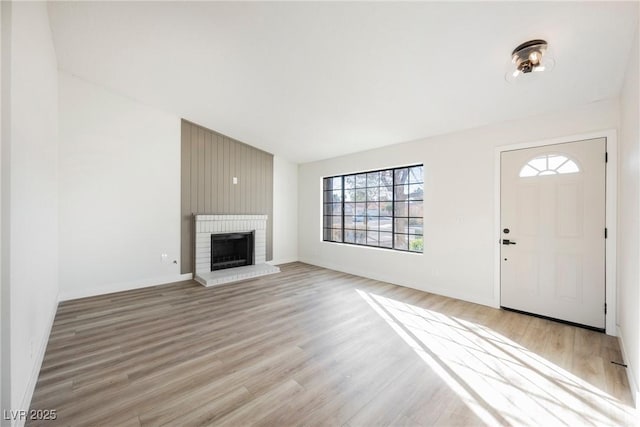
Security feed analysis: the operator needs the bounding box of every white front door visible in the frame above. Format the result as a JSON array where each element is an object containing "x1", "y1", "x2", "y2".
[{"x1": 500, "y1": 138, "x2": 606, "y2": 330}]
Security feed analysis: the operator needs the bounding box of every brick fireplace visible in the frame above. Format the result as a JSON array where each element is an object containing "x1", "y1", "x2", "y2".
[{"x1": 194, "y1": 214, "x2": 279, "y2": 286}]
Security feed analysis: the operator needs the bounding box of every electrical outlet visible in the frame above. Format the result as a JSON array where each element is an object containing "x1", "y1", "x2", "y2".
[{"x1": 161, "y1": 253, "x2": 168, "y2": 262}]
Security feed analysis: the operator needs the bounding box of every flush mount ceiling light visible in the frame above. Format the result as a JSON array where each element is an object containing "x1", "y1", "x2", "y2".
[{"x1": 505, "y1": 39, "x2": 555, "y2": 83}]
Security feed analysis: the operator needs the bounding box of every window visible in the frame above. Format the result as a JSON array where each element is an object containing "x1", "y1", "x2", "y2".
[
  {"x1": 323, "y1": 165, "x2": 423, "y2": 253},
  {"x1": 519, "y1": 154, "x2": 580, "y2": 177}
]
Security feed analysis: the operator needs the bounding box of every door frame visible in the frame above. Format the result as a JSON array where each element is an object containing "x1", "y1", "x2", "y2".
[{"x1": 493, "y1": 129, "x2": 617, "y2": 335}]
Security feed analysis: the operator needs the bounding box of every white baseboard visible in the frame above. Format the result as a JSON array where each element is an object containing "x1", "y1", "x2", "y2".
[
  {"x1": 268, "y1": 258, "x2": 298, "y2": 266},
  {"x1": 299, "y1": 257, "x2": 495, "y2": 309},
  {"x1": 15, "y1": 295, "x2": 58, "y2": 427},
  {"x1": 617, "y1": 326, "x2": 639, "y2": 409},
  {"x1": 58, "y1": 273, "x2": 193, "y2": 302}
]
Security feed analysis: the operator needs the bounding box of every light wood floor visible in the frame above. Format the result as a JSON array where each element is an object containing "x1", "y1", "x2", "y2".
[{"x1": 28, "y1": 262, "x2": 636, "y2": 426}]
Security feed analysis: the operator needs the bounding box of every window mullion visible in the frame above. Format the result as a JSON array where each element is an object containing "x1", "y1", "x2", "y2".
[
  {"x1": 391, "y1": 168, "x2": 395, "y2": 249},
  {"x1": 341, "y1": 175, "x2": 345, "y2": 243}
]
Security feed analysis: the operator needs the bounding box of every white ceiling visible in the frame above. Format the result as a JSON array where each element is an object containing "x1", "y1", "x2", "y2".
[{"x1": 48, "y1": 1, "x2": 638, "y2": 163}]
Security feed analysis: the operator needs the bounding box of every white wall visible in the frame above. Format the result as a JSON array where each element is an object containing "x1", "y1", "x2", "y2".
[
  {"x1": 299, "y1": 99, "x2": 620, "y2": 307},
  {"x1": 0, "y1": 0, "x2": 7, "y2": 419},
  {"x1": 5, "y1": 1, "x2": 59, "y2": 420},
  {"x1": 272, "y1": 156, "x2": 298, "y2": 264},
  {"x1": 618, "y1": 24, "x2": 640, "y2": 406},
  {"x1": 58, "y1": 72, "x2": 184, "y2": 300}
]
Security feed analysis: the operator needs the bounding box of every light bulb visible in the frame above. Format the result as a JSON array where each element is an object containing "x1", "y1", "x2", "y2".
[{"x1": 529, "y1": 50, "x2": 541, "y2": 65}]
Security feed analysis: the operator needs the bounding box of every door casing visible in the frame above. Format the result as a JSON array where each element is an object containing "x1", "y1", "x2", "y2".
[{"x1": 493, "y1": 129, "x2": 617, "y2": 336}]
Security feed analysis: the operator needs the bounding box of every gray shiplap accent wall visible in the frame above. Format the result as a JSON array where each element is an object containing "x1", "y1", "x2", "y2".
[{"x1": 181, "y1": 120, "x2": 273, "y2": 274}]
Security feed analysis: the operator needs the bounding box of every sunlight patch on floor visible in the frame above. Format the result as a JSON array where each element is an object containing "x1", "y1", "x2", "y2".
[{"x1": 356, "y1": 289, "x2": 636, "y2": 426}]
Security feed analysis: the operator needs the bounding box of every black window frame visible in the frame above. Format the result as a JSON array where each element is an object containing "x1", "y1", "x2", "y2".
[{"x1": 322, "y1": 164, "x2": 424, "y2": 253}]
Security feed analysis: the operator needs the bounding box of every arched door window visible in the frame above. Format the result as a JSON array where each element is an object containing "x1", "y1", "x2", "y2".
[{"x1": 519, "y1": 154, "x2": 580, "y2": 177}]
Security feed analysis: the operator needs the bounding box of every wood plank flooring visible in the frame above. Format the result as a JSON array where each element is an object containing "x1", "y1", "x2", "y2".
[{"x1": 28, "y1": 263, "x2": 636, "y2": 426}]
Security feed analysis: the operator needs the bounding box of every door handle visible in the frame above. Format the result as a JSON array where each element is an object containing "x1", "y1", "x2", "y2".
[{"x1": 502, "y1": 239, "x2": 517, "y2": 245}]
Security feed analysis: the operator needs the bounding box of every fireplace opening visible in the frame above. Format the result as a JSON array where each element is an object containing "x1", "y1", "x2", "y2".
[{"x1": 210, "y1": 231, "x2": 254, "y2": 271}]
